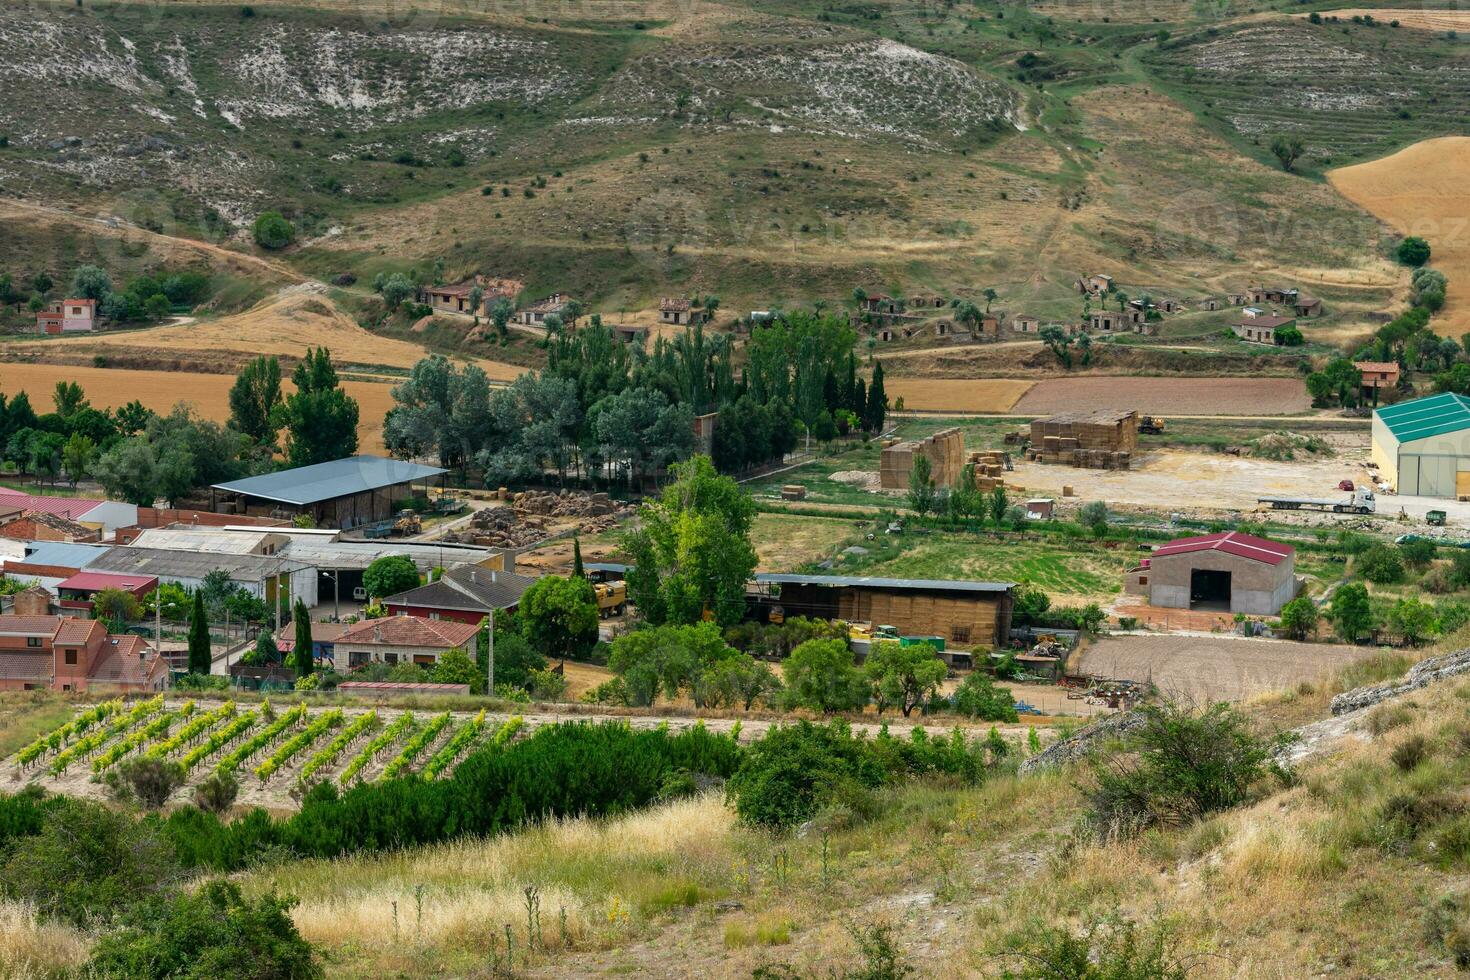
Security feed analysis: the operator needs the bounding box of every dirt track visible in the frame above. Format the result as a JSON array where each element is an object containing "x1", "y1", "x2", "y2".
[{"x1": 1075, "y1": 634, "x2": 1375, "y2": 702}]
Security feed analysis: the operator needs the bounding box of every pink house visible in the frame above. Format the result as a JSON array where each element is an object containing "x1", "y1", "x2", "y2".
[{"x1": 35, "y1": 298, "x2": 97, "y2": 335}]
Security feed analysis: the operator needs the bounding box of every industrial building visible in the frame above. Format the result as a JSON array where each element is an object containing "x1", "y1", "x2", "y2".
[
  {"x1": 210, "y1": 455, "x2": 447, "y2": 528},
  {"x1": 750, "y1": 573, "x2": 1014, "y2": 650},
  {"x1": 1372, "y1": 393, "x2": 1470, "y2": 498},
  {"x1": 1124, "y1": 531, "x2": 1296, "y2": 615}
]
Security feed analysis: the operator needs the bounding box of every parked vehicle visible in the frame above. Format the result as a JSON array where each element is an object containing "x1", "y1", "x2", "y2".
[
  {"x1": 1259, "y1": 488, "x2": 1375, "y2": 514},
  {"x1": 1338, "y1": 479, "x2": 1355, "y2": 492}
]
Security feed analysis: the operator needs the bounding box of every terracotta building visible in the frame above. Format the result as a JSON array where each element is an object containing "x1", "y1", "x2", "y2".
[{"x1": 0, "y1": 614, "x2": 169, "y2": 692}]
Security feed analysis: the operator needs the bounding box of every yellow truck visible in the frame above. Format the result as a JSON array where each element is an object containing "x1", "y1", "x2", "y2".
[{"x1": 595, "y1": 581, "x2": 627, "y2": 619}]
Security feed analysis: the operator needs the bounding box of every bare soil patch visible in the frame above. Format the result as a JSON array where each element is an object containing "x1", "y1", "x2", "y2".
[
  {"x1": 1305, "y1": 8, "x2": 1470, "y2": 31},
  {"x1": 1329, "y1": 137, "x2": 1470, "y2": 336},
  {"x1": 1011, "y1": 377, "x2": 1311, "y2": 416},
  {"x1": 1075, "y1": 634, "x2": 1375, "y2": 702}
]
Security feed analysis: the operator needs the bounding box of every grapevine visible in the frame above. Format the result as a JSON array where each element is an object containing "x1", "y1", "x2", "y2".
[
  {"x1": 91, "y1": 702, "x2": 194, "y2": 773},
  {"x1": 146, "y1": 701, "x2": 236, "y2": 759},
  {"x1": 215, "y1": 702, "x2": 308, "y2": 778},
  {"x1": 380, "y1": 711, "x2": 452, "y2": 780},
  {"x1": 48, "y1": 695, "x2": 164, "y2": 776},
  {"x1": 181, "y1": 708, "x2": 260, "y2": 772},
  {"x1": 340, "y1": 713, "x2": 416, "y2": 785},
  {"x1": 298, "y1": 710, "x2": 379, "y2": 785},
  {"x1": 254, "y1": 709, "x2": 343, "y2": 783},
  {"x1": 421, "y1": 710, "x2": 488, "y2": 779},
  {"x1": 14, "y1": 699, "x2": 121, "y2": 768}
]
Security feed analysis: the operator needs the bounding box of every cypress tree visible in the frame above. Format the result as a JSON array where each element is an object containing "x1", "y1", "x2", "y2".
[
  {"x1": 292, "y1": 598, "x2": 314, "y2": 679},
  {"x1": 572, "y1": 537, "x2": 585, "y2": 579},
  {"x1": 187, "y1": 590, "x2": 210, "y2": 675},
  {"x1": 852, "y1": 377, "x2": 866, "y2": 419},
  {"x1": 866, "y1": 362, "x2": 887, "y2": 433}
]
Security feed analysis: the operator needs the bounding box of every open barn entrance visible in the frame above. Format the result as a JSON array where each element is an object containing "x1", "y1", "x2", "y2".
[{"x1": 1190, "y1": 569, "x2": 1232, "y2": 611}]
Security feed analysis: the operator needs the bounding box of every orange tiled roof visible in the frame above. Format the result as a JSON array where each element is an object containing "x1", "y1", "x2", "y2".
[{"x1": 336, "y1": 615, "x2": 479, "y2": 649}]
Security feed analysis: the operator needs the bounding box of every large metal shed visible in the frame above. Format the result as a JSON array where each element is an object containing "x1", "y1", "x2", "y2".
[
  {"x1": 210, "y1": 455, "x2": 447, "y2": 529},
  {"x1": 1139, "y1": 532, "x2": 1296, "y2": 615},
  {"x1": 1373, "y1": 393, "x2": 1470, "y2": 498}
]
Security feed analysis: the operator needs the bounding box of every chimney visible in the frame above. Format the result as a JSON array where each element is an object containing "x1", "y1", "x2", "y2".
[
  {"x1": 373, "y1": 624, "x2": 382, "y2": 643},
  {"x1": 490, "y1": 570, "x2": 497, "y2": 583}
]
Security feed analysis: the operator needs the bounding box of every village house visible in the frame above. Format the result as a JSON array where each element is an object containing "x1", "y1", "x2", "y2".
[
  {"x1": 1249, "y1": 285, "x2": 1298, "y2": 306},
  {"x1": 1232, "y1": 314, "x2": 1296, "y2": 345},
  {"x1": 34, "y1": 298, "x2": 97, "y2": 335},
  {"x1": 1226, "y1": 292, "x2": 1249, "y2": 306},
  {"x1": 1241, "y1": 306, "x2": 1267, "y2": 319},
  {"x1": 658, "y1": 297, "x2": 709, "y2": 326},
  {"x1": 1293, "y1": 295, "x2": 1324, "y2": 318},
  {"x1": 1076, "y1": 274, "x2": 1113, "y2": 296},
  {"x1": 54, "y1": 571, "x2": 157, "y2": 617},
  {"x1": 1199, "y1": 297, "x2": 1224, "y2": 311},
  {"x1": 422, "y1": 276, "x2": 519, "y2": 317},
  {"x1": 334, "y1": 614, "x2": 482, "y2": 670},
  {"x1": 906, "y1": 293, "x2": 947, "y2": 311},
  {"x1": 612, "y1": 323, "x2": 647, "y2": 345},
  {"x1": 1354, "y1": 360, "x2": 1401, "y2": 401},
  {"x1": 859, "y1": 292, "x2": 904, "y2": 315},
  {"x1": 0, "y1": 511, "x2": 102, "y2": 544},
  {"x1": 515, "y1": 293, "x2": 577, "y2": 327},
  {"x1": 0, "y1": 614, "x2": 169, "y2": 692},
  {"x1": 1087, "y1": 308, "x2": 1148, "y2": 333},
  {"x1": 1011, "y1": 314, "x2": 1041, "y2": 334},
  {"x1": 979, "y1": 313, "x2": 1002, "y2": 337},
  {"x1": 383, "y1": 565, "x2": 536, "y2": 624}
]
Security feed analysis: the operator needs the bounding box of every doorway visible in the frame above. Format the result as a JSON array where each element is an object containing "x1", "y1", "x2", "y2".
[{"x1": 1189, "y1": 569, "x2": 1231, "y2": 610}]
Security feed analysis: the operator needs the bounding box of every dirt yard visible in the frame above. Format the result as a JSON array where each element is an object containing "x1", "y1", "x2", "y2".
[
  {"x1": 884, "y1": 378, "x2": 1034, "y2": 412},
  {"x1": 1330, "y1": 137, "x2": 1468, "y2": 336},
  {"x1": 0, "y1": 362, "x2": 400, "y2": 454},
  {"x1": 1011, "y1": 377, "x2": 1312, "y2": 416},
  {"x1": 1074, "y1": 634, "x2": 1376, "y2": 702},
  {"x1": 1010, "y1": 447, "x2": 1367, "y2": 512}
]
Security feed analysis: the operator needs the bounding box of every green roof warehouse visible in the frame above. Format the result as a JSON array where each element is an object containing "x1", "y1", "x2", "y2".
[{"x1": 1372, "y1": 393, "x2": 1470, "y2": 498}]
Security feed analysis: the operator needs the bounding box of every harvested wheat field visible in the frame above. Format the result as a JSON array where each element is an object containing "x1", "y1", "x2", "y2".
[
  {"x1": 7, "y1": 288, "x2": 524, "y2": 380},
  {"x1": 1330, "y1": 137, "x2": 1470, "y2": 336},
  {"x1": 0, "y1": 362, "x2": 398, "y2": 453},
  {"x1": 883, "y1": 378, "x2": 1034, "y2": 412},
  {"x1": 1011, "y1": 377, "x2": 1311, "y2": 416},
  {"x1": 1304, "y1": 8, "x2": 1470, "y2": 31}
]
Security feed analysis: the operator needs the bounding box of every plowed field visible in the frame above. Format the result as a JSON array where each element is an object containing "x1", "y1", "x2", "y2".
[{"x1": 1011, "y1": 376, "x2": 1311, "y2": 415}]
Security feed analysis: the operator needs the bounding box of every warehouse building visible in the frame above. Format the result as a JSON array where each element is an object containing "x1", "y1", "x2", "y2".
[
  {"x1": 210, "y1": 455, "x2": 447, "y2": 529},
  {"x1": 1125, "y1": 531, "x2": 1296, "y2": 615},
  {"x1": 750, "y1": 573, "x2": 1014, "y2": 650},
  {"x1": 1372, "y1": 393, "x2": 1470, "y2": 498}
]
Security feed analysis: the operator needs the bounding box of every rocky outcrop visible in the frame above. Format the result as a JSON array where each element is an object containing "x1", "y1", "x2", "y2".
[
  {"x1": 1330, "y1": 648, "x2": 1470, "y2": 716},
  {"x1": 1019, "y1": 710, "x2": 1147, "y2": 775}
]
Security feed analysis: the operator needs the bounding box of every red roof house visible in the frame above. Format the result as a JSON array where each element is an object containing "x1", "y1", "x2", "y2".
[
  {"x1": 334, "y1": 615, "x2": 481, "y2": 672},
  {"x1": 0, "y1": 614, "x2": 169, "y2": 692},
  {"x1": 55, "y1": 571, "x2": 158, "y2": 615}
]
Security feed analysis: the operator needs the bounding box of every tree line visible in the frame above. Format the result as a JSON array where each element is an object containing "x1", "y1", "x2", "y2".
[{"x1": 383, "y1": 313, "x2": 888, "y2": 487}]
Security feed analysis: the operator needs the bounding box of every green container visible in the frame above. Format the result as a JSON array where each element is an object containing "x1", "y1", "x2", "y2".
[{"x1": 900, "y1": 635, "x2": 946, "y2": 651}]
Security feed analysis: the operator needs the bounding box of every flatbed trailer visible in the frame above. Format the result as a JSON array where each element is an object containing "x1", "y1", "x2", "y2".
[{"x1": 1258, "y1": 492, "x2": 1374, "y2": 514}]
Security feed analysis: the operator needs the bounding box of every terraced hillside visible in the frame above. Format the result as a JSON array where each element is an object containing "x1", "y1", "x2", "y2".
[{"x1": 1146, "y1": 17, "x2": 1470, "y2": 175}]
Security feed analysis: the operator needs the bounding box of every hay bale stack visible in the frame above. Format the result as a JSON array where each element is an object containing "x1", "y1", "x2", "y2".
[
  {"x1": 880, "y1": 426, "x2": 966, "y2": 489},
  {"x1": 1029, "y1": 410, "x2": 1139, "y2": 467}
]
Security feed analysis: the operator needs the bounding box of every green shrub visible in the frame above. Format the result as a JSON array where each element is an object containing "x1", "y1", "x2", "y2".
[
  {"x1": 727, "y1": 721, "x2": 885, "y2": 829},
  {"x1": 1356, "y1": 544, "x2": 1406, "y2": 584},
  {"x1": 1085, "y1": 701, "x2": 1288, "y2": 840},
  {"x1": 994, "y1": 913, "x2": 1191, "y2": 979},
  {"x1": 1401, "y1": 539, "x2": 1439, "y2": 568},
  {"x1": 1397, "y1": 236, "x2": 1432, "y2": 267},
  {"x1": 251, "y1": 210, "x2": 295, "y2": 250},
  {"x1": 86, "y1": 880, "x2": 321, "y2": 979},
  {"x1": 951, "y1": 672, "x2": 1019, "y2": 722}
]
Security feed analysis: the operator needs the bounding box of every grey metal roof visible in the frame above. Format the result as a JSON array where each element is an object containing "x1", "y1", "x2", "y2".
[
  {"x1": 211, "y1": 455, "x2": 447, "y2": 506},
  {"x1": 282, "y1": 539, "x2": 499, "y2": 572},
  {"x1": 18, "y1": 542, "x2": 108, "y2": 568},
  {"x1": 754, "y1": 573, "x2": 1014, "y2": 593},
  {"x1": 89, "y1": 547, "x2": 312, "y2": 583},
  {"x1": 384, "y1": 566, "x2": 536, "y2": 612}
]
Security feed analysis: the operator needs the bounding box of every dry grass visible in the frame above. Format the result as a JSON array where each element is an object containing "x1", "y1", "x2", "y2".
[
  {"x1": 0, "y1": 901, "x2": 90, "y2": 979},
  {"x1": 243, "y1": 793, "x2": 739, "y2": 973},
  {"x1": 0, "y1": 361, "x2": 400, "y2": 454},
  {"x1": 1330, "y1": 137, "x2": 1470, "y2": 337},
  {"x1": 882, "y1": 378, "x2": 1034, "y2": 413},
  {"x1": 1304, "y1": 8, "x2": 1470, "y2": 32}
]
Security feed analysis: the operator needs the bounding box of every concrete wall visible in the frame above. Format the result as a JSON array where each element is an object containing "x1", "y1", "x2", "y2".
[
  {"x1": 1147, "y1": 550, "x2": 1295, "y2": 615},
  {"x1": 1371, "y1": 413, "x2": 1399, "y2": 490},
  {"x1": 1397, "y1": 427, "x2": 1470, "y2": 498}
]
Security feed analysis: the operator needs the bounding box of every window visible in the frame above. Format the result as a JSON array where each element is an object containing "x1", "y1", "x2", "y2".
[
  {"x1": 349, "y1": 651, "x2": 370, "y2": 668},
  {"x1": 414, "y1": 654, "x2": 435, "y2": 666},
  {"x1": 950, "y1": 625, "x2": 971, "y2": 644},
  {"x1": 1139, "y1": 576, "x2": 1148, "y2": 586},
  {"x1": 384, "y1": 653, "x2": 398, "y2": 665},
  {"x1": 26, "y1": 637, "x2": 40, "y2": 648},
  {"x1": 64, "y1": 649, "x2": 77, "y2": 665}
]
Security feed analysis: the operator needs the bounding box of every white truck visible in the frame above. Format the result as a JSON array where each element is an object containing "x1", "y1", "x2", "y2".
[{"x1": 1258, "y1": 488, "x2": 1375, "y2": 514}]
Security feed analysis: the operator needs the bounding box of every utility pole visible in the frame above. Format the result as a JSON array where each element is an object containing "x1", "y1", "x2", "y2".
[{"x1": 486, "y1": 609, "x2": 494, "y2": 695}]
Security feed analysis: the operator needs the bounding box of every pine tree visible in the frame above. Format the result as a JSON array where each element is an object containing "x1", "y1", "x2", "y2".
[
  {"x1": 865, "y1": 362, "x2": 887, "y2": 433},
  {"x1": 187, "y1": 590, "x2": 211, "y2": 675},
  {"x1": 572, "y1": 537, "x2": 585, "y2": 579},
  {"x1": 292, "y1": 598, "x2": 314, "y2": 679}
]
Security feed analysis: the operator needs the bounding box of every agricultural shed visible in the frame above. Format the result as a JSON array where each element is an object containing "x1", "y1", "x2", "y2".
[
  {"x1": 86, "y1": 547, "x2": 317, "y2": 608},
  {"x1": 1372, "y1": 392, "x2": 1470, "y2": 498},
  {"x1": 751, "y1": 573, "x2": 1014, "y2": 650},
  {"x1": 383, "y1": 565, "x2": 535, "y2": 624},
  {"x1": 210, "y1": 455, "x2": 447, "y2": 529},
  {"x1": 1134, "y1": 531, "x2": 1296, "y2": 615},
  {"x1": 3, "y1": 542, "x2": 109, "y2": 589},
  {"x1": 55, "y1": 571, "x2": 158, "y2": 615}
]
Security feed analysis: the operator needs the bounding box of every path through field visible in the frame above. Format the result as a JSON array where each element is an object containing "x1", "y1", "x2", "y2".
[{"x1": 1329, "y1": 137, "x2": 1469, "y2": 336}]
